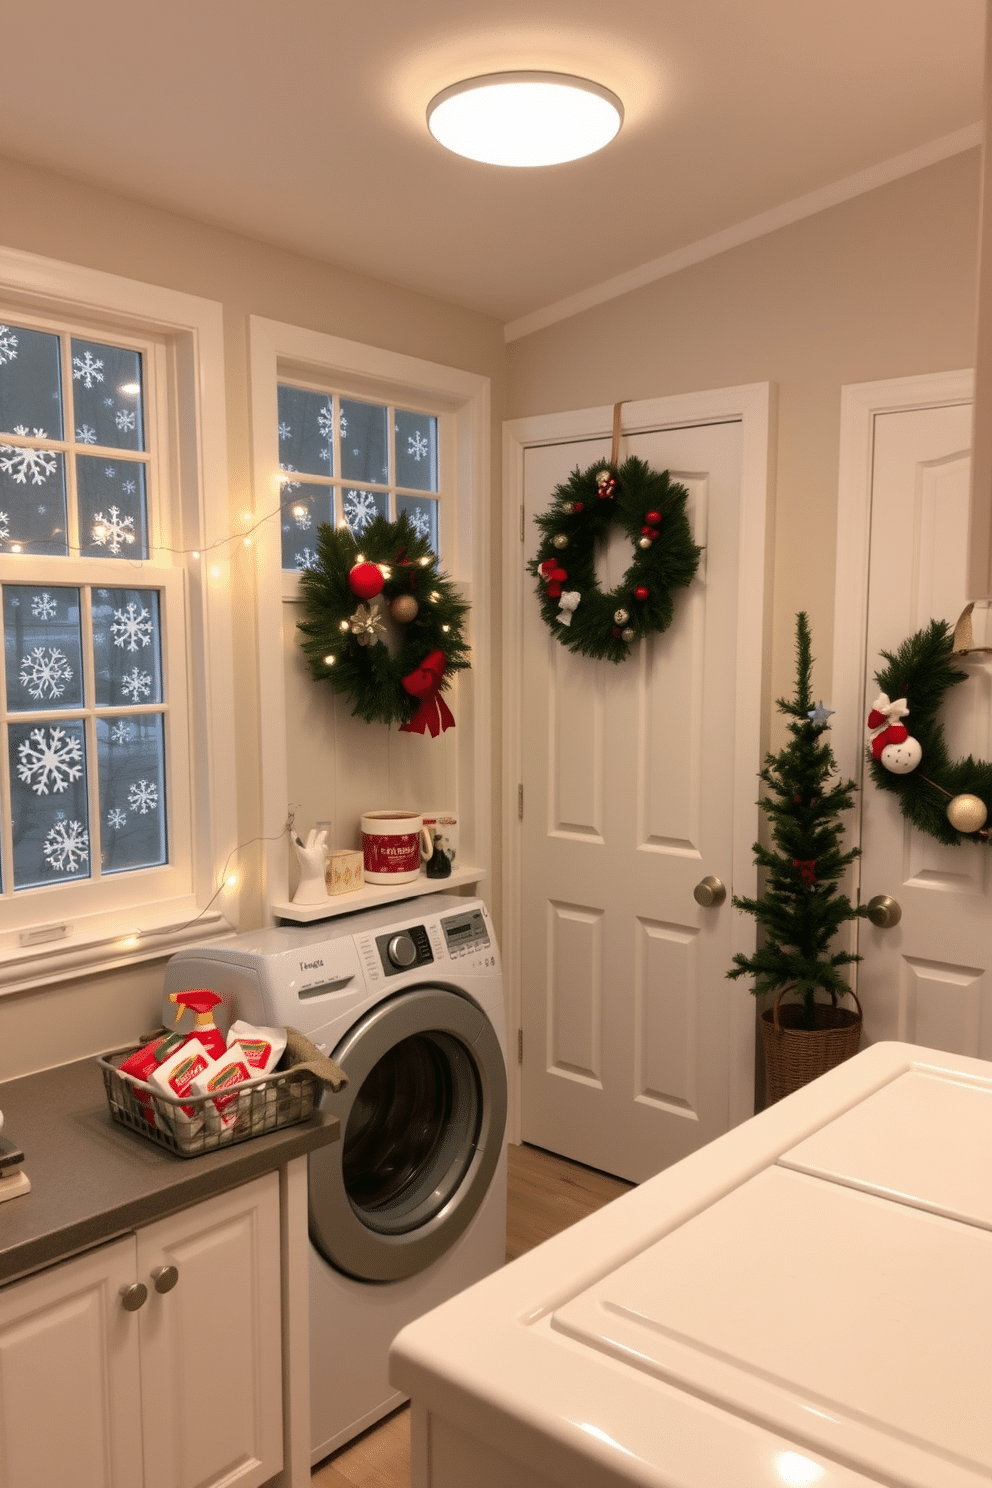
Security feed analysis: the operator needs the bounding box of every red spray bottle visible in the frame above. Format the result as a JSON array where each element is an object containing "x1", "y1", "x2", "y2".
[{"x1": 168, "y1": 989, "x2": 226, "y2": 1060}]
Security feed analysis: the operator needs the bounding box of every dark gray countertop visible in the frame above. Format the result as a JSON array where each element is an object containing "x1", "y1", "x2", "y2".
[{"x1": 0, "y1": 1055, "x2": 339, "y2": 1286}]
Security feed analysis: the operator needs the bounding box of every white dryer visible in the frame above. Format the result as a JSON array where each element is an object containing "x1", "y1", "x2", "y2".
[{"x1": 163, "y1": 894, "x2": 507, "y2": 1465}]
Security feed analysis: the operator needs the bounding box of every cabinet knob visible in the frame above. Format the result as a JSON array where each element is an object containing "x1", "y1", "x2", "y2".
[
  {"x1": 151, "y1": 1264, "x2": 179, "y2": 1294},
  {"x1": 866, "y1": 893, "x2": 902, "y2": 929},
  {"x1": 693, "y1": 875, "x2": 727, "y2": 908},
  {"x1": 120, "y1": 1281, "x2": 148, "y2": 1312}
]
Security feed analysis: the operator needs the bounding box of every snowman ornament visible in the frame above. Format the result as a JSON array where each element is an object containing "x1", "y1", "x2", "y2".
[{"x1": 867, "y1": 693, "x2": 922, "y2": 774}]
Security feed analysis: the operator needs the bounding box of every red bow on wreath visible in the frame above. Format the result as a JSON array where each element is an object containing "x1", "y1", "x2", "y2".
[{"x1": 399, "y1": 649, "x2": 456, "y2": 737}]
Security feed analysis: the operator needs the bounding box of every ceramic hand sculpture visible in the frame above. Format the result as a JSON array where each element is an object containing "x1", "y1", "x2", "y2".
[{"x1": 292, "y1": 827, "x2": 329, "y2": 904}]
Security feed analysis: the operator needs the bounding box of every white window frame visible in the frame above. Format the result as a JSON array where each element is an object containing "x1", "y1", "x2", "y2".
[
  {"x1": 0, "y1": 245, "x2": 237, "y2": 994},
  {"x1": 248, "y1": 316, "x2": 491, "y2": 916}
]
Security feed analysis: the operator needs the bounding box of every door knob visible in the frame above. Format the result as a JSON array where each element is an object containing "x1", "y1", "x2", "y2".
[
  {"x1": 866, "y1": 894, "x2": 902, "y2": 929},
  {"x1": 120, "y1": 1282, "x2": 147, "y2": 1312},
  {"x1": 693, "y1": 876, "x2": 726, "y2": 908},
  {"x1": 151, "y1": 1265, "x2": 179, "y2": 1294}
]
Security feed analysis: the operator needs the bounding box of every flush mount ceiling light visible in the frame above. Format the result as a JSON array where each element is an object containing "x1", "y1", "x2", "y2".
[{"x1": 427, "y1": 71, "x2": 623, "y2": 168}]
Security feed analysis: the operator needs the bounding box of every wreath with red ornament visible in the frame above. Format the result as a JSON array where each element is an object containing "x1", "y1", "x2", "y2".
[
  {"x1": 296, "y1": 513, "x2": 469, "y2": 734},
  {"x1": 529, "y1": 456, "x2": 701, "y2": 663}
]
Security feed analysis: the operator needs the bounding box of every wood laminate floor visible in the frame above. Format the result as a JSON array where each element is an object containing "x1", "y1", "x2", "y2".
[{"x1": 311, "y1": 1142, "x2": 633, "y2": 1488}]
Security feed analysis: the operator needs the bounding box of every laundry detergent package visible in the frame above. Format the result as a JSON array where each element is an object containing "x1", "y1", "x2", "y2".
[
  {"x1": 189, "y1": 1049, "x2": 255, "y2": 1132},
  {"x1": 147, "y1": 1041, "x2": 213, "y2": 1137},
  {"x1": 226, "y1": 1019, "x2": 286, "y2": 1076},
  {"x1": 118, "y1": 1031, "x2": 188, "y2": 1124}
]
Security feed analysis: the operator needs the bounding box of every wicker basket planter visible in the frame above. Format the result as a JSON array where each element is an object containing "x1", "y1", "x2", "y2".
[{"x1": 760, "y1": 987, "x2": 863, "y2": 1106}]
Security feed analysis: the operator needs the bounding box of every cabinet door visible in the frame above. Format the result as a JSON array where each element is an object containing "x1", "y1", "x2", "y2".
[
  {"x1": 137, "y1": 1171, "x2": 283, "y2": 1488},
  {"x1": 0, "y1": 1235, "x2": 143, "y2": 1488}
]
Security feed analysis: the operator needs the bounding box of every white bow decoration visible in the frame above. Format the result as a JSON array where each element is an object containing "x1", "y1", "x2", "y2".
[{"x1": 557, "y1": 591, "x2": 581, "y2": 627}]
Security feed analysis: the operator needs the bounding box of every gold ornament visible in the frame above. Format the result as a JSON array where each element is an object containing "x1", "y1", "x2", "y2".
[
  {"x1": 560, "y1": 501, "x2": 574, "y2": 514},
  {"x1": 552, "y1": 533, "x2": 568, "y2": 550},
  {"x1": 638, "y1": 536, "x2": 652, "y2": 550},
  {"x1": 621, "y1": 627, "x2": 635, "y2": 643},
  {"x1": 595, "y1": 470, "x2": 611, "y2": 487},
  {"x1": 390, "y1": 594, "x2": 419, "y2": 624},
  {"x1": 946, "y1": 793, "x2": 988, "y2": 833},
  {"x1": 614, "y1": 608, "x2": 629, "y2": 625}
]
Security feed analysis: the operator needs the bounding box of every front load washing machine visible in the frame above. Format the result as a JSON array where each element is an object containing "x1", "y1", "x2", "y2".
[{"x1": 163, "y1": 894, "x2": 507, "y2": 1464}]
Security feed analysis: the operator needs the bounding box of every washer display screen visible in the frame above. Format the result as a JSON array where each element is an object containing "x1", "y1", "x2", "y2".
[{"x1": 441, "y1": 908, "x2": 489, "y2": 955}]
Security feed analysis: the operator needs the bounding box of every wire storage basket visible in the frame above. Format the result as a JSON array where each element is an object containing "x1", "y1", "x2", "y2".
[{"x1": 98, "y1": 1044, "x2": 321, "y2": 1158}]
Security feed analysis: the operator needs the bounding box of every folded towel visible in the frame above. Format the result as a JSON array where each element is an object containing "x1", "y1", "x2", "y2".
[{"x1": 283, "y1": 1026, "x2": 348, "y2": 1092}]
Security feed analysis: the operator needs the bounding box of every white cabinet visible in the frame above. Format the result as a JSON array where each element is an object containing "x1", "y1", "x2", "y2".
[{"x1": 0, "y1": 1172, "x2": 282, "y2": 1488}]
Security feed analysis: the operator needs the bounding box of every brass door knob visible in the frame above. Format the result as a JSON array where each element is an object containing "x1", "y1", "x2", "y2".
[
  {"x1": 867, "y1": 894, "x2": 902, "y2": 929},
  {"x1": 693, "y1": 876, "x2": 727, "y2": 908},
  {"x1": 120, "y1": 1282, "x2": 148, "y2": 1312},
  {"x1": 151, "y1": 1265, "x2": 179, "y2": 1294}
]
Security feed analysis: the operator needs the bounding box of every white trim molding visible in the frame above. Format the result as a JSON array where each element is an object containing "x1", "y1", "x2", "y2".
[{"x1": 505, "y1": 125, "x2": 982, "y2": 343}]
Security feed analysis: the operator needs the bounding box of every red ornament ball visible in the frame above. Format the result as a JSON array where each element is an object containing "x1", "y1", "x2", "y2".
[
  {"x1": 573, "y1": 502, "x2": 584, "y2": 513},
  {"x1": 634, "y1": 585, "x2": 649, "y2": 601},
  {"x1": 645, "y1": 511, "x2": 661, "y2": 525},
  {"x1": 349, "y1": 562, "x2": 384, "y2": 600}
]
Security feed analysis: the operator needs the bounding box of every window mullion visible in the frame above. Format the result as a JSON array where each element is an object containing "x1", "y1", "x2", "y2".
[{"x1": 80, "y1": 586, "x2": 102, "y2": 883}]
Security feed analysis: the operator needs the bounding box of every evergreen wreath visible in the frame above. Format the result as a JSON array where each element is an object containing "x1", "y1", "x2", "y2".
[
  {"x1": 296, "y1": 512, "x2": 470, "y2": 731},
  {"x1": 528, "y1": 456, "x2": 701, "y2": 663},
  {"x1": 868, "y1": 618, "x2": 992, "y2": 844}
]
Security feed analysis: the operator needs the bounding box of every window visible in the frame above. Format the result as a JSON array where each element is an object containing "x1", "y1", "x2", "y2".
[
  {"x1": 0, "y1": 255, "x2": 235, "y2": 991},
  {"x1": 276, "y1": 384, "x2": 441, "y2": 571}
]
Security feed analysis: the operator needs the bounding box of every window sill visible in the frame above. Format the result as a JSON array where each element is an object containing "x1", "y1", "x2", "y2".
[{"x1": 0, "y1": 903, "x2": 236, "y2": 996}]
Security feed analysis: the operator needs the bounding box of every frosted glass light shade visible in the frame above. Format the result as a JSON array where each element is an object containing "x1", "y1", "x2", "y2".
[{"x1": 427, "y1": 72, "x2": 623, "y2": 167}]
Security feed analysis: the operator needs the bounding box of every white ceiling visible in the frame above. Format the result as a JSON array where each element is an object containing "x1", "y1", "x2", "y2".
[{"x1": 1, "y1": 1, "x2": 983, "y2": 325}]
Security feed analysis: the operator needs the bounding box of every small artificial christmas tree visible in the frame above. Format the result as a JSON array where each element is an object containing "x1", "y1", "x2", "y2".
[{"x1": 728, "y1": 612, "x2": 868, "y2": 1030}]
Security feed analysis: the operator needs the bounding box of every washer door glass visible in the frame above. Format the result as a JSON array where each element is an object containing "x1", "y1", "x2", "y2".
[
  {"x1": 308, "y1": 985, "x2": 507, "y2": 1282},
  {"x1": 343, "y1": 1030, "x2": 479, "y2": 1235}
]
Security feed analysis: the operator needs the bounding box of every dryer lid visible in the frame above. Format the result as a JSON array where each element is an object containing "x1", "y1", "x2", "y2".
[{"x1": 550, "y1": 1163, "x2": 992, "y2": 1488}]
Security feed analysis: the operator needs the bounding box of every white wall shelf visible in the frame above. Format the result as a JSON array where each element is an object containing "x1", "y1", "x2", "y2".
[{"x1": 270, "y1": 865, "x2": 486, "y2": 924}]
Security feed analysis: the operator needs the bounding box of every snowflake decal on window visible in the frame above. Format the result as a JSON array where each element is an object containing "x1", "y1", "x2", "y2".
[
  {"x1": 120, "y1": 667, "x2": 152, "y2": 701},
  {"x1": 408, "y1": 508, "x2": 432, "y2": 542},
  {"x1": 294, "y1": 507, "x2": 312, "y2": 530},
  {"x1": 31, "y1": 592, "x2": 58, "y2": 621},
  {"x1": 0, "y1": 511, "x2": 9, "y2": 542},
  {"x1": 73, "y1": 350, "x2": 105, "y2": 388},
  {"x1": 294, "y1": 547, "x2": 319, "y2": 571},
  {"x1": 107, "y1": 808, "x2": 128, "y2": 830},
  {"x1": 43, "y1": 818, "x2": 89, "y2": 873},
  {"x1": 16, "y1": 726, "x2": 84, "y2": 795},
  {"x1": 407, "y1": 430, "x2": 430, "y2": 462},
  {"x1": 76, "y1": 424, "x2": 97, "y2": 445},
  {"x1": 128, "y1": 779, "x2": 159, "y2": 815},
  {"x1": 115, "y1": 409, "x2": 136, "y2": 433},
  {"x1": 110, "y1": 720, "x2": 134, "y2": 745},
  {"x1": 0, "y1": 325, "x2": 19, "y2": 366},
  {"x1": 0, "y1": 434, "x2": 57, "y2": 486},
  {"x1": 111, "y1": 601, "x2": 152, "y2": 652},
  {"x1": 317, "y1": 403, "x2": 333, "y2": 441},
  {"x1": 279, "y1": 463, "x2": 301, "y2": 493},
  {"x1": 278, "y1": 421, "x2": 291, "y2": 440},
  {"x1": 344, "y1": 488, "x2": 380, "y2": 534},
  {"x1": 104, "y1": 465, "x2": 116, "y2": 478},
  {"x1": 92, "y1": 506, "x2": 135, "y2": 554},
  {"x1": 19, "y1": 646, "x2": 73, "y2": 701},
  {"x1": 122, "y1": 479, "x2": 136, "y2": 495}
]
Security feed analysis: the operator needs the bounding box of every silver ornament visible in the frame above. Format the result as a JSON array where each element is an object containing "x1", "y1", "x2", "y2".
[
  {"x1": 614, "y1": 608, "x2": 629, "y2": 625},
  {"x1": 560, "y1": 501, "x2": 574, "y2": 514},
  {"x1": 621, "y1": 627, "x2": 635, "y2": 643},
  {"x1": 552, "y1": 533, "x2": 568, "y2": 549},
  {"x1": 638, "y1": 536, "x2": 652, "y2": 550},
  {"x1": 946, "y1": 793, "x2": 988, "y2": 833}
]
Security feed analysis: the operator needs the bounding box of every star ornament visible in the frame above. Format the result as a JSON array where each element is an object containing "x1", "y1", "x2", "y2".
[{"x1": 808, "y1": 700, "x2": 835, "y2": 727}]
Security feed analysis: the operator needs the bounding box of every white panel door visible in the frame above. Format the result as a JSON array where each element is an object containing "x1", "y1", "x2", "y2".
[
  {"x1": 857, "y1": 400, "x2": 992, "y2": 1059},
  {"x1": 519, "y1": 401, "x2": 767, "y2": 1182}
]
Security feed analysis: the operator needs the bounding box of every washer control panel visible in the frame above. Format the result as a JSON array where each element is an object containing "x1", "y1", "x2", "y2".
[
  {"x1": 440, "y1": 907, "x2": 490, "y2": 961},
  {"x1": 374, "y1": 923, "x2": 434, "y2": 977}
]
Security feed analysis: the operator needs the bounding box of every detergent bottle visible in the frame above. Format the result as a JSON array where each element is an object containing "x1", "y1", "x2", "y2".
[{"x1": 168, "y1": 989, "x2": 226, "y2": 1060}]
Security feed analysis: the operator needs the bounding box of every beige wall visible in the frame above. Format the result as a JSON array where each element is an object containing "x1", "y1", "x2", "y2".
[
  {"x1": 0, "y1": 153, "x2": 504, "y2": 1080},
  {"x1": 506, "y1": 149, "x2": 981, "y2": 731}
]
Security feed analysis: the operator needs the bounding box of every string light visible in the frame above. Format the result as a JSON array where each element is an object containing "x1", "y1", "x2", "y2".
[{"x1": 324, "y1": 654, "x2": 336, "y2": 665}]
